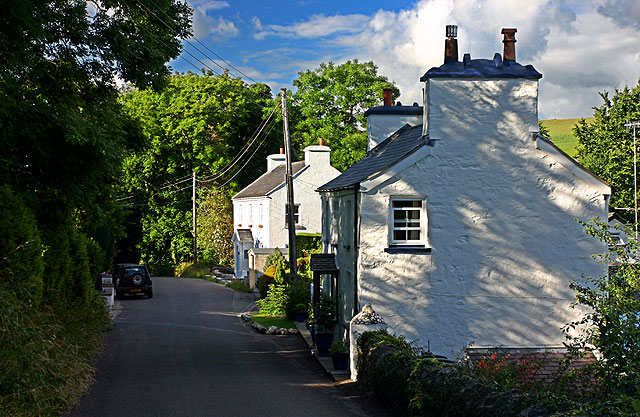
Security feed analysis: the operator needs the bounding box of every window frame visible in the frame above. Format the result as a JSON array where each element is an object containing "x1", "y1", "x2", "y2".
[
  {"x1": 388, "y1": 197, "x2": 429, "y2": 248},
  {"x1": 285, "y1": 203, "x2": 302, "y2": 228}
]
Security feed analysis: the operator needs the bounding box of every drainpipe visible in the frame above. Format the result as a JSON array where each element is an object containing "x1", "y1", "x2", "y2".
[{"x1": 353, "y1": 186, "x2": 360, "y2": 316}]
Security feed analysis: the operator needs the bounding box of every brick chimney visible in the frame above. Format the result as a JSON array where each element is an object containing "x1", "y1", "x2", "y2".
[
  {"x1": 501, "y1": 28, "x2": 517, "y2": 61},
  {"x1": 383, "y1": 88, "x2": 393, "y2": 106},
  {"x1": 444, "y1": 25, "x2": 458, "y2": 63}
]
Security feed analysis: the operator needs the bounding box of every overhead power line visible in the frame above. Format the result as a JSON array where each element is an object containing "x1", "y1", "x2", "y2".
[
  {"x1": 145, "y1": 0, "x2": 259, "y2": 84},
  {"x1": 198, "y1": 102, "x2": 280, "y2": 183}
]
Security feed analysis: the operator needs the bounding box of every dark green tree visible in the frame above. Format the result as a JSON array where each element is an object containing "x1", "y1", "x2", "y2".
[
  {"x1": 575, "y1": 80, "x2": 640, "y2": 220},
  {"x1": 0, "y1": 0, "x2": 191, "y2": 228},
  {"x1": 196, "y1": 187, "x2": 234, "y2": 266},
  {"x1": 291, "y1": 60, "x2": 399, "y2": 171},
  {"x1": 119, "y1": 72, "x2": 279, "y2": 267}
]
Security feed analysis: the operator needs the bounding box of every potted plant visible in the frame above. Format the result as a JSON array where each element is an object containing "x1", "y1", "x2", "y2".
[
  {"x1": 329, "y1": 340, "x2": 349, "y2": 370},
  {"x1": 293, "y1": 303, "x2": 309, "y2": 322},
  {"x1": 313, "y1": 293, "x2": 337, "y2": 355}
]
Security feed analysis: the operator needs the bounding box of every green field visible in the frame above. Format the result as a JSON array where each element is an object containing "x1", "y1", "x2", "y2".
[{"x1": 540, "y1": 117, "x2": 594, "y2": 158}]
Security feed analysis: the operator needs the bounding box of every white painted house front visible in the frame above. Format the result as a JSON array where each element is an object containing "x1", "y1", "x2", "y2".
[
  {"x1": 318, "y1": 27, "x2": 611, "y2": 358},
  {"x1": 232, "y1": 145, "x2": 341, "y2": 278}
]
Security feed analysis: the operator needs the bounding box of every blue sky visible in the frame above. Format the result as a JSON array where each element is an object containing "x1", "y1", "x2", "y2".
[{"x1": 171, "y1": 0, "x2": 640, "y2": 119}]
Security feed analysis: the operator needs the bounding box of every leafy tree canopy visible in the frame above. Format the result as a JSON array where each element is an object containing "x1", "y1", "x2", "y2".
[
  {"x1": 0, "y1": 0, "x2": 191, "y2": 228},
  {"x1": 119, "y1": 72, "x2": 280, "y2": 266},
  {"x1": 291, "y1": 60, "x2": 399, "y2": 171},
  {"x1": 575, "y1": 80, "x2": 640, "y2": 220}
]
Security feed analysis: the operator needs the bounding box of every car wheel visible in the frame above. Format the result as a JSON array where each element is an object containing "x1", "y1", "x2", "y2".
[
  {"x1": 147, "y1": 289, "x2": 153, "y2": 298},
  {"x1": 131, "y1": 274, "x2": 144, "y2": 287}
]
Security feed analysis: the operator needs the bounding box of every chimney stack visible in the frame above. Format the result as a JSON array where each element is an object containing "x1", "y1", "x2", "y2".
[
  {"x1": 501, "y1": 28, "x2": 517, "y2": 61},
  {"x1": 383, "y1": 88, "x2": 393, "y2": 106},
  {"x1": 444, "y1": 25, "x2": 458, "y2": 63}
]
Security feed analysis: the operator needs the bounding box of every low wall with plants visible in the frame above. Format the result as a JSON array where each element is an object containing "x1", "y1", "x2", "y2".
[{"x1": 356, "y1": 330, "x2": 597, "y2": 417}]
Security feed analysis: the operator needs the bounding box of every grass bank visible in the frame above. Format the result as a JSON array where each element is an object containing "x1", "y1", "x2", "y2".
[
  {"x1": 541, "y1": 117, "x2": 594, "y2": 157},
  {"x1": 0, "y1": 285, "x2": 110, "y2": 416}
]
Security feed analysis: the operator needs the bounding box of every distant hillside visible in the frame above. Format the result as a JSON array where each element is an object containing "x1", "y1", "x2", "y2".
[{"x1": 540, "y1": 117, "x2": 595, "y2": 158}]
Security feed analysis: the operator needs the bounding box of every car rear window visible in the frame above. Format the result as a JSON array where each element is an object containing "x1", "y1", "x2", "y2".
[{"x1": 123, "y1": 267, "x2": 146, "y2": 278}]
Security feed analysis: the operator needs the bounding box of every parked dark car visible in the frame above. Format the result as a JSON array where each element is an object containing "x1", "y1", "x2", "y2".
[{"x1": 113, "y1": 263, "x2": 153, "y2": 299}]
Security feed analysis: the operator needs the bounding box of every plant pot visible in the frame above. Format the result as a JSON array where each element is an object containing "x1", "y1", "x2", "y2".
[
  {"x1": 294, "y1": 311, "x2": 308, "y2": 322},
  {"x1": 309, "y1": 328, "x2": 316, "y2": 344},
  {"x1": 331, "y1": 353, "x2": 349, "y2": 370},
  {"x1": 315, "y1": 332, "x2": 334, "y2": 356}
]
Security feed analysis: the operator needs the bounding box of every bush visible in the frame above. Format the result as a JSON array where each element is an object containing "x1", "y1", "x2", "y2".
[
  {"x1": 0, "y1": 185, "x2": 44, "y2": 305},
  {"x1": 176, "y1": 262, "x2": 210, "y2": 279},
  {"x1": 564, "y1": 219, "x2": 640, "y2": 414},
  {"x1": 256, "y1": 283, "x2": 288, "y2": 315},
  {"x1": 284, "y1": 276, "x2": 311, "y2": 319},
  {"x1": 296, "y1": 233, "x2": 321, "y2": 258},
  {"x1": 258, "y1": 265, "x2": 276, "y2": 298},
  {"x1": 150, "y1": 263, "x2": 175, "y2": 277},
  {"x1": 356, "y1": 330, "x2": 554, "y2": 417}
]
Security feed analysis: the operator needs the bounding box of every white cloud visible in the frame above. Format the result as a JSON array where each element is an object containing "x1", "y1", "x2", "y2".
[
  {"x1": 254, "y1": 14, "x2": 370, "y2": 40},
  {"x1": 295, "y1": 0, "x2": 640, "y2": 118},
  {"x1": 190, "y1": 0, "x2": 237, "y2": 40}
]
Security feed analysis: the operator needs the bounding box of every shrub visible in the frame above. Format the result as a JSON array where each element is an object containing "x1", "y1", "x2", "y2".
[
  {"x1": 256, "y1": 283, "x2": 288, "y2": 315},
  {"x1": 150, "y1": 263, "x2": 175, "y2": 277},
  {"x1": 357, "y1": 330, "x2": 420, "y2": 413},
  {"x1": 284, "y1": 276, "x2": 311, "y2": 319},
  {"x1": 176, "y1": 262, "x2": 210, "y2": 279},
  {"x1": 0, "y1": 185, "x2": 44, "y2": 305},
  {"x1": 564, "y1": 219, "x2": 640, "y2": 414},
  {"x1": 258, "y1": 265, "x2": 276, "y2": 298}
]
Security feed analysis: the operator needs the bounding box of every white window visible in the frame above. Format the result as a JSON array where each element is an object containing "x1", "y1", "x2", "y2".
[
  {"x1": 248, "y1": 204, "x2": 253, "y2": 226},
  {"x1": 238, "y1": 204, "x2": 243, "y2": 224},
  {"x1": 390, "y1": 198, "x2": 426, "y2": 245},
  {"x1": 285, "y1": 204, "x2": 301, "y2": 227},
  {"x1": 259, "y1": 204, "x2": 263, "y2": 225}
]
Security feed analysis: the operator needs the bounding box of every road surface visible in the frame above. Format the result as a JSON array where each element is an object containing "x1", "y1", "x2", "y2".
[{"x1": 66, "y1": 277, "x2": 391, "y2": 417}]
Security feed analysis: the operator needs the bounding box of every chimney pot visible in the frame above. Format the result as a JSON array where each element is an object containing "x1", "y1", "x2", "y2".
[
  {"x1": 383, "y1": 88, "x2": 393, "y2": 106},
  {"x1": 279, "y1": 147, "x2": 284, "y2": 154},
  {"x1": 501, "y1": 28, "x2": 517, "y2": 61},
  {"x1": 319, "y1": 137, "x2": 324, "y2": 146},
  {"x1": 444, "y1": 24, "x2": 458, "y2": 63}
]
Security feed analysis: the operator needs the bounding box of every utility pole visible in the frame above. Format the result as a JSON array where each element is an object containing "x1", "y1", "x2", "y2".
[
  {"x1": 281, "y1": 88, "x2": 297, "y2": 276},
  {"x1": 624, "y1": 120, "x2": 640, "y2": 240},
  {"x1": 192, "y1": 170, "x2": 198, "y2": 263}
]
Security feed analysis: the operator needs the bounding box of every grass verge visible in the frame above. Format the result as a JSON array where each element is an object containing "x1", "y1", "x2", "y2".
[
  {"x1": 225, "y1": 280, "x2": 253, "y2": 292},
  {"x1": 0, "y1": 284, "x2": 110, "y2": 416},
  {"x1": 251, "y1": 314, "x2": 296, "y2": 329}
]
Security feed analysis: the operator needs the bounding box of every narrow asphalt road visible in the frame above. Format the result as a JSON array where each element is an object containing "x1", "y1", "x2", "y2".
[{"x1": 66, "y1": 277, "x2": 392, "y2": 417}]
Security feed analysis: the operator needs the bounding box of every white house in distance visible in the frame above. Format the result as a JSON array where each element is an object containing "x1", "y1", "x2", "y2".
[
  {"x1": 317, "y1": 26, "x2": 611, "y2": 358},
  {"x1": 232, "y1": 142, "x2": 341, "y2": 278}
]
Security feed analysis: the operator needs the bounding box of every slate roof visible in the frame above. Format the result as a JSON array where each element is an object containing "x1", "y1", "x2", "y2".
[
  {"x1": 234, "y1": 229, "x2": 254, "y2": 243},
  {"x1": 233, "y1": 161, "x2": 306, "y2": 199},
  {"x1": 420, "y1": 53, "x2": 542, "y2": 81},
  {"x1": 310, "y1": 253, "x2": 339, "y2": 273},
  {"x1": 318, "y1": 124, "x2": 427, "y2": 191},
  {"x1": 364, "y1": 105, "x2": 423, "y2": 117}
]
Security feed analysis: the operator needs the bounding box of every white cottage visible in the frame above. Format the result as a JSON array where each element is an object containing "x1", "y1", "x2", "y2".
[
  {"x1": 232, "y1": 143, "x2": 341, "y2": 278},
  {"x1": 318, "y1": 27, "x2": 611, "y2": 358}
]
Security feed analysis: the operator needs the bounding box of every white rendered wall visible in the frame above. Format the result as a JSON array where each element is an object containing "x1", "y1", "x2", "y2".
[
  {"x1": 269, "y1": 159, "x2": 341, "y2": 248},
  {"x1": 346, "y1": 77, "x2": 607, "y2": 357},
  {"x1": 367, "y1": 114, "x2": 423, "y2": 151}
]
